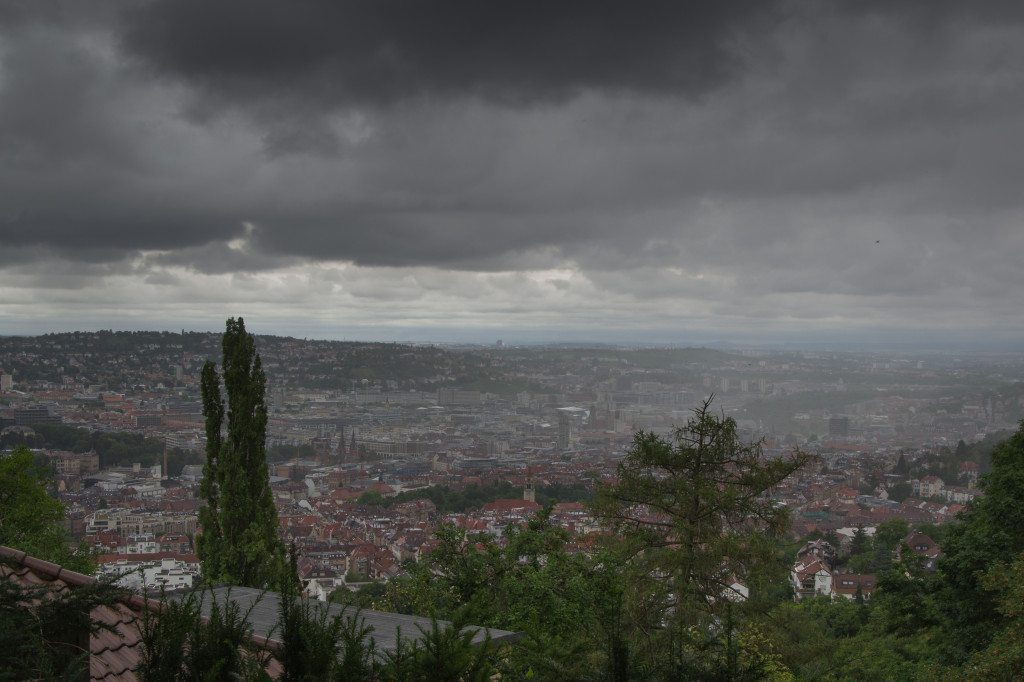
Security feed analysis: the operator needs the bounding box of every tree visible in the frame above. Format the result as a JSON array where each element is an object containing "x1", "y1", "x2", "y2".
[
  {"x1": 276, "y1": 557, "x2": 377, "y2": 682},
  {"x1": 850, "y1": 525, "x2": 869, "y2": 556},
  {"x1": 374, "y1": 513, "x2": 624, "y2": 680},
  {"x1": 357, "y1": 489, "x2": 385, "y2": 507},
  {"x1": 954, "y1": 552, "x2": 1024, "y2": 681},
  {"x1": 874, "y1": 518, "x2": 910, "y2": 551},
  {"x1": 197, "y1": 317, "x2": 283, "y2": 587},
  {"x1": 593, "y1": 398, "x2": 815, "y2": 635},
  {"x1": 894, "y1": 450, "x2": 909, "y2": 476},
  {"x1": 934, "y1": 419, "x2": 1024, "y2": 663},
  {"x1": 0, "y1": 446, "x2": 91, "y2": 572},
  {"x1": 135, "y1": 586, "x2": 271, "y2": 682},
  {"x1": 887, "y1": 481, "x2": 913, "y2": 503}
]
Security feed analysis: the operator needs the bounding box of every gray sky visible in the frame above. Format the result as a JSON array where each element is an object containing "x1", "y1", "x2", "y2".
[{"x1": 2, "y1": 1, "x2": 1022, "y2": 348}]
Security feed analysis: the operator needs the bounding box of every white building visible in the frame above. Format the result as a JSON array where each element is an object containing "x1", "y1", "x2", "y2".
[{"x1": 97, "y1": 556, "x2": 200, "y2": 592}]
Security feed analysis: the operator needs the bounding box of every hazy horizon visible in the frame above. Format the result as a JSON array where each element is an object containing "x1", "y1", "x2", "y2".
[{"x1": 2, "y1": 323, "x2": 1020, "y2": 356}]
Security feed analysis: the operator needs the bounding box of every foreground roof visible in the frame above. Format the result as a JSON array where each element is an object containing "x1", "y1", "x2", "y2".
[
  {"x1": 177, "y1": 584, "x2": 522, "y2": 652},
  {"x1": 2, "y1": 544, "x2": 521, "y2": 681},
  {"x1": 1, "y1": 545, "x2": 146, "y2": 681}
]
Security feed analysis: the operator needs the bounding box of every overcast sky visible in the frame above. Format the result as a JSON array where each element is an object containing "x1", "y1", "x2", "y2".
[{"x1": 1, "y1": 1, "x2": 1022, "y2": 349}]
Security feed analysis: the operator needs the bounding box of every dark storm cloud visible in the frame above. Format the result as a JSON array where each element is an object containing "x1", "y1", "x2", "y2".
[
  {"x1": 0, "y1": 7, "x2": 247, "y2": 259},
  {"x1": 119, "y1": 0, "x2": 779, "y2": 109},
  {"x1": 1, "y1": 0, "x2": 1023, "y2": 345}
]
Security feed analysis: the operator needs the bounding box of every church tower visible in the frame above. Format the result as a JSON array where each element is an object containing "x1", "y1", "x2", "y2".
[{"x1": 523, "y1": 468, "x2": 536, "y2": 503}]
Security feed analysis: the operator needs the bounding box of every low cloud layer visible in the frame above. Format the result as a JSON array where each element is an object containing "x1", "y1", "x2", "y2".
[{"x1": 1, "y1": 1, "x2": 1022, "y2": 347}]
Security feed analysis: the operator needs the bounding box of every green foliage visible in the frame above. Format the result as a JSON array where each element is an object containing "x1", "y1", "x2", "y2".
[
  {"x1": 850, "y1": 525, "x2": 869, "y2": 555},
  {"x1": 760, "y1": 420, "x2": 1024, "y2": 680},
  {"x1": 842, "y1": 523, "x2": 903, "y2": 575},
  {"x1": 197, "y1": 317, "x2": 284, "y2": 588},
  {"x1": 26, "y1": 424, "x2": 195, "y2": 471},
  {"x1": 378, "y1": 512, "x2": 623, "y2": 679},
  {"x1": 952, "y1": 553, "x2": 1024, "y2": 681},
  {"x1": 435, "y1": 514, "x2": 610, "y2": 632},
  {"x1": 0, "y1": 446, "x2": 92, "y2": 572},
  {"x1": 500, "y1": 632, "x2": 605, "y2": 682},
  {"x1": 533, "y1": 481, "x2": 594, "y2": 507},
  {"x1": 389, "y1": 618, "x2": 494, "y2": 682},
  {"x1": 762, "y1": 596, "x2": 936, "y2": 680},
  {"x1": 267, "y1": 443, "x2": 316, "y2": 463},
  {"x1": 189, "y1": 594, "x2": 269, "y2": 680},
  {"x1": 132, "y1": 414, "x2": 1024, "y2": 680},
  {"x1": 933, "y1": 420, "x2": 1024, "y2": 663},
  {"x1": 345, "y1": 569, "x2": 369, "y2": 584},
  {"x1": 357, "y1": 489, "x2": 385, "y2": 507},
  {"x1": 875, "y1": 518, "x2": 910, "y2": 550},
  {"x1": 872, "y1": 559, "x2": 940, "y2": 639},
  {"x1": 641, "y1": 606, "x2": 794, "y2": 682},
  {"x1": 136, "y1": 586, "x2": 271, "y2": 682},
  {"x1": 593, "y1": 398, "x2": 816, "y2": 633},
  {"x1": 329, "y1": 581, "x2": 388, "y2": 610},
  {"x1": 0, "y1": 446, "x2": 64, "y2": 548},
  {"x1": 138, "y1": 577, "x2": 502, "y2": 682},
  {"x1": 276, "y1": 565, "x2": 377, "y2": 682}
]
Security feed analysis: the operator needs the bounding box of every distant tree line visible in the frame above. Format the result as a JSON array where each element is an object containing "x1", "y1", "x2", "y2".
[
  {"x1": 9, "y1": 424, "x2": 200, "y2": 475},
  {"x1": 266, "y1": 443, "x2": 318, "y2": 463}
]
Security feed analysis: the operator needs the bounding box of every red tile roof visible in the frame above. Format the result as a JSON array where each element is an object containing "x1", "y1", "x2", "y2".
[
  {"x1": 1, "y1": 545, "x2": 148, "y2": 681},
  {"x1": 482, "y1": 498, "x2": 542, "y2": 513},
  {"x1": 2, "y1": 546, "x2": 285, "y2": 681},
  {"x1": 832, "y1": 573, "x2": 876, "y2": 597}
]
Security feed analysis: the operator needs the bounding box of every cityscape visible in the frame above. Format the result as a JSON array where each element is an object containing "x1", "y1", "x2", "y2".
[
  {"x1": 3, "y1": 1, "x2": 1024, "y2": 678},
  {"x1": 2, "y1": 330, "x2": 1021, "y2": 600}
]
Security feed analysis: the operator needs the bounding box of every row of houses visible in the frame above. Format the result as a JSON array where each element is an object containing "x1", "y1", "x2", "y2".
[{"x1": 790, "y1": 532, "x2": 941, "y2": 602}]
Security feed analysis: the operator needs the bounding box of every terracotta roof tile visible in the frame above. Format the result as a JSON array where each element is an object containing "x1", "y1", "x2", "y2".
[{"x1": 1, "y1": 545, "x2": 146, "y2": 681}]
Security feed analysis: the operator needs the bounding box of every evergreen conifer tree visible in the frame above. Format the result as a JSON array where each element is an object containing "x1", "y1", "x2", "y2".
[
  {"x1": 593, "y1": 397, "x2": 815, "y2": 642},
  {"x1": 197, "y1": 317, "x2": 283, "y2": 587}
]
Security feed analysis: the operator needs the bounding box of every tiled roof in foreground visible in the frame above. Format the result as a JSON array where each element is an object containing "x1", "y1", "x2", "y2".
[
  {"x1": 3, "y1": 544, "x2": 521, "y2": 681},
  {"x1": 0, "y1": 545, "x2": 147, "y2": 681}
]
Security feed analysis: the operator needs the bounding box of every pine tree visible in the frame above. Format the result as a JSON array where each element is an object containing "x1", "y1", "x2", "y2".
[
  {"x1": 593, "y1": 397, "x2": 816, "y2": 638},
  {"x1": 197, "y1": 317, "x2": 283, "y2": 587}
]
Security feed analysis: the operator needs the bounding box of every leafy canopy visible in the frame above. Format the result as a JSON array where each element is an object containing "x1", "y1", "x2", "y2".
[{"x1": 0, "y1": 445, "x2": 92, "y2": 572}]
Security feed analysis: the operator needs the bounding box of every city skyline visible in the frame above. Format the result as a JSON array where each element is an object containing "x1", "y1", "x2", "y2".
[{"x1": 1, "y1": 2, "x2": 1023, "y2": 349}]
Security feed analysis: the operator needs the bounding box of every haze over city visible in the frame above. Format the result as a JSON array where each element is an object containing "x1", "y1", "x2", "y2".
[{"x1": 1, "y1": 2, "x2": 1023, "y2": 349}]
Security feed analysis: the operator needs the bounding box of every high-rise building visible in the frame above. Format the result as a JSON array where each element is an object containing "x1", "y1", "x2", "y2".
[
  {"x1": 15, "y1": 407, "x2": 61, "y2": 426},
  {"x1": 556, "y1": 406, "x2": 588, "y2": 450},
  {"x1": 828, "y1": 417, "x2": 850, "y2": 438}
]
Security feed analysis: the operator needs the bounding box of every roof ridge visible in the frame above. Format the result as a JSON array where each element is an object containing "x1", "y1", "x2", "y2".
[{"x1": 1, "y1": 545, "x2": 98, "y2": 588}]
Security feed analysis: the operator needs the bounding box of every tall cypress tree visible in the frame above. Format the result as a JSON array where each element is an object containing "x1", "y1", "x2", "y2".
[{"x1": 197, "y1": 317, "x2": 283, "y2": 587}]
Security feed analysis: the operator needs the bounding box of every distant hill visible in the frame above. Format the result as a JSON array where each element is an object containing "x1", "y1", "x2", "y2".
[{"x1": 0, "y1": 330, "x2": 747, "y2": 396}]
